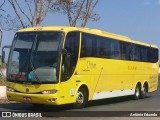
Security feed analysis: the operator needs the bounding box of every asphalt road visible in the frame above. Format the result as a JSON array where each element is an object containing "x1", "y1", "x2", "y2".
[{"x1": 0, "y1": 77, "x2": 160, "y2": 119}]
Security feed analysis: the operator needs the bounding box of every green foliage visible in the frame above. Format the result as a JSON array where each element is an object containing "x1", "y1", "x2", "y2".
[{"x1": 0, "y1": 77, "x2": 6, "y2": 86}]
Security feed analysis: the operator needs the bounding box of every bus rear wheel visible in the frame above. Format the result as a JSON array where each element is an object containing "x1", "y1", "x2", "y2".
[
  {"x1": 133, "y1": 84, "x2": 141, "y2": 100},
  {"x1": 73, "y1": 87, "x2": 88, "y2": 109},
  {"x1": 140, "y1": 84, "x2": 147, "y2": 99}
]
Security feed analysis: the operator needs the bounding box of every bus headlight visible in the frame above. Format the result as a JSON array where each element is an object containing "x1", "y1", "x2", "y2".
[
  {"x1": 7, "y1": 87, "x2": 15, "y2": 92},
  {"x1": 42, "y1": 90, "x2": 57, "y2": 94}
]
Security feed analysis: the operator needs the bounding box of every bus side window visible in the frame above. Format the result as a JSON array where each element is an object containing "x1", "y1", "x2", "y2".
[
  {"x1": 149, "y1": 48, "x2": 159, "y2": 63},
  {"x1": 140, "y1": 46, "x2": 149, "y2": 62},
  {"x1": 81, "y1": 34, "x2": 93, "y2": 57},
  {"x1": 131, "y1": 44, "x2": 141, "y2": 61},
  {"x1": 110, "y1": 40, "x2": 121, "y2": 59},
  {"x1": 121, "y1": 42, "x2": 132, "y2": 60},
  {"x1": 61, "y1": 32, "x2": 80, "y2": 82}
]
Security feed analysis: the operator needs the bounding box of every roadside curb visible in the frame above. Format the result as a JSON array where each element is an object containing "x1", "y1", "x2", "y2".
[{"x1": 0, "y1": 86, "x2": 7, "y2": 99}]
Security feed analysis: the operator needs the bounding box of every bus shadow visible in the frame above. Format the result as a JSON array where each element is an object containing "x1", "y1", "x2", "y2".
[
  {"x1": 0, "y1": 95, "x2": 152, "y2": 112},
  {"x1": 0, "y1": 102, "x2": 73, "y2": 112},
  {"x1": 85, "y1": 95, "x2": 152, "y2": 108}
]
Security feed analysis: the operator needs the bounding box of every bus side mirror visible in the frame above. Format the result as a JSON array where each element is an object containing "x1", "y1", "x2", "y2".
[
  {"x1": 2, "y1": 45, "x2": 11, "y2": 63},
  {"x1": 62, "y1": 48, "x2": 71, "y2": 73},
  {"x1": 64, "y1": 54, "x2": 71, "y2": 69},
  {"x1": 62, "y1": 48, "x2": 67, "y2": 55}
]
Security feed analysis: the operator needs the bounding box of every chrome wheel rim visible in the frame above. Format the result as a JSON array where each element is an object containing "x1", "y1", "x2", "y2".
[
  {"x1": 142, "y1": 87, "x2": 146, "y2": 96},
  {"x1": 76, "y1": 91, "x2": 84, "y2": 104},
  {"x1": 136, "y1": 87, "x2": 140, "y2": 97}
]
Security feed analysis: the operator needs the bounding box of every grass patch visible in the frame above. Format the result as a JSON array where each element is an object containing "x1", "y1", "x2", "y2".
[{"x1": 0, "y1": 77, "x2": 6, "y2": 86}]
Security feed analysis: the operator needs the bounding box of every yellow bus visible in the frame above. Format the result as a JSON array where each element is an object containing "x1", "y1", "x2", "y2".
[{"x1": 3, "y1": 26, "x2": 159, "y2": 108}]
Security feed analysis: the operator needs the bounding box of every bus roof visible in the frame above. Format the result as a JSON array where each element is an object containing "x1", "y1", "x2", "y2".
[{"x1": 17, "y1": 26, "x2": 158, "y2": 48}]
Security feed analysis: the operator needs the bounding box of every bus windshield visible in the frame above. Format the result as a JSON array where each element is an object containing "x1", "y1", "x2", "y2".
[{"x1": 7, "y1": 32, "x2": 64, "y2": 84}]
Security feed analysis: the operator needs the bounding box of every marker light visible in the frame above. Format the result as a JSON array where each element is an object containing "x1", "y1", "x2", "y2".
[{"x1": 7, "y1": 87, "x2": 15, "y2": 92}]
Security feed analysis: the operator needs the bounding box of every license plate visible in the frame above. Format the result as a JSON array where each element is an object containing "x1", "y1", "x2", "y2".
[{"x1": 23, "y1": 97, "x2": 32, "y2": 101}]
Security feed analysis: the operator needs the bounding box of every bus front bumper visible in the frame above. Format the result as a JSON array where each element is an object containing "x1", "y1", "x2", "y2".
[{"x1": 7, "y1": 91, "x2": 60, "y2": 105}]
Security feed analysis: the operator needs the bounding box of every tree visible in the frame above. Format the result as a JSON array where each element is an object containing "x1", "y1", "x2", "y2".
[
  {"x1": 0, "y1": 0, "x2": 6, "y2": 48},
  {"x1": 81, "y1": 0, "x2": 100, "y2": 27},
  {"x1": 7, "y1": 0, "x2": 53, "y2": 29},
  {"x1": 52, "y1": 0, "x2": 100, "y2": 27}
]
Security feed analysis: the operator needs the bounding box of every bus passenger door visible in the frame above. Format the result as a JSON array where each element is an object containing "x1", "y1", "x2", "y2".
[{"x1": 59, "y1": 32, "x2": 80, "y2": 104}]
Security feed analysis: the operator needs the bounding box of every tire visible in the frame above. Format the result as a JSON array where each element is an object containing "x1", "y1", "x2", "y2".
[
  {"x1": 73, "y1": 87, "x2": 88, "y2": 109},
  {"x1": 140, "y1": 84, "x2": 147, "y2": 99},
  {"x1": 133, "y1": 84, "x2": 141, "y2": 100}
]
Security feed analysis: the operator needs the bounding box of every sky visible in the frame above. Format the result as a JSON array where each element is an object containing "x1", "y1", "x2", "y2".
[{"x1": 1, "y1": 0, "x2": 160, "y2": 55}]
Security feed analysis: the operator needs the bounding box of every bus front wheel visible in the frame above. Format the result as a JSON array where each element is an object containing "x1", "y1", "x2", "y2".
[{"x1": 73, "y1": 87, "x2": 88, "y2": 109}]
